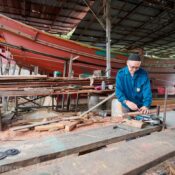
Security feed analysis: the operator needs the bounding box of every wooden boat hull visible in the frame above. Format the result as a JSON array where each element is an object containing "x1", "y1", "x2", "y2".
[
  {"x1": 0, "y1": 14, "x2": 127, "y2": 76},
  {"x1": 0, "y1": 14, "x2": 174, "y2": 88}
]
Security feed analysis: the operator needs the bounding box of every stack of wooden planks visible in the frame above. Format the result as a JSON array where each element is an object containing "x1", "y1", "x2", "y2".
[
  {"x1": 0, "y1": 75, "x2": 115, "y2": 88},
  {"x1": 0, "y1": 75, "x2": 115, "y2": 96}
]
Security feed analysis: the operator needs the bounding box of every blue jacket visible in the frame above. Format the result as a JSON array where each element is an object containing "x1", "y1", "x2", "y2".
[{"x1": 116, "y1": 66, "x2": 152, "y2": 109}]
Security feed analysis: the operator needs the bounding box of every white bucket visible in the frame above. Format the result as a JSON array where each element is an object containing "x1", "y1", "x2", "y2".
[
  {"x1": 111, "y1": 99, "x2": 123, "y2": 117},
  {"x1": 88, "y1": 95, "x2": 100, "y2": 111}
]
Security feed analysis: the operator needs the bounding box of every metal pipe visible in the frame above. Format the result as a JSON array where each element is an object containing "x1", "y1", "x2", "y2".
[
  {"x1": 105, "y1": 0, "x2": 111, "y2": 78},
  {"x1": 79, "y1": 92, "x2": 115, "y2": 118},
  {"x1": 156, "y1": 105, "x2": 160, "y2": 116}
]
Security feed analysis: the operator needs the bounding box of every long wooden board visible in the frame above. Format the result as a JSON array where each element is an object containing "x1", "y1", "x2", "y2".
[
  {"x1": 2, "y1": 129, "x2": 175, "y2": 175},
  {"x1": 0, "y1": 124, "x2": 161, "y2": 173}
]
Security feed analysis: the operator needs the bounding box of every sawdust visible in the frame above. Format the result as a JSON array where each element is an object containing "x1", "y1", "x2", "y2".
[
  {"x1": 142, "y1": 156, "x2": 175, "y2": 175},
  {"x1": 0, "y1": 118, "x2": 114, "y2": 142},
  {"x1": 0, "y1": 107, "x2": 123, "y2": 143}
]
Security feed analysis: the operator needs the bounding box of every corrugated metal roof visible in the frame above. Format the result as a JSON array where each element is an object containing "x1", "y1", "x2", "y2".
[
  {"x1": 0, "y1": 0, "x2": 95, "y2": 34},
  {"x1": 71, "y1": 0, "x2": 175, "y2": 58}
]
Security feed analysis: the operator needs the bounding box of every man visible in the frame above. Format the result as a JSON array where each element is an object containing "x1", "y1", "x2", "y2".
[{"x1": 116, "y1": 53, "x2": 152, "y2": 114}]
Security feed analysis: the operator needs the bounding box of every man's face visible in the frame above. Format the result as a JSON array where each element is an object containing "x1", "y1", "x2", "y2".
[{"x1": 127, "y1": 60, "x2": 141, "y2": 75}]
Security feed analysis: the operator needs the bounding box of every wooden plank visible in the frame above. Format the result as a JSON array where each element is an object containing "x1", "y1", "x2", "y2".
[
  {"x1": 3, "y1": 130, "x2": 175, "y2": 175},
  {"x1": 35, "y1": 123, "x2": 65, "y2": 132},
  {"x1": 65, "y1": 121, "x2": 80, "y2": 131},
  {"x1": 76, "y1": 120, "x2": 94, "y2": 128},
  {"x1": 0, "y1": 75, "x2": 47, "y2": 79},
  {"x1": 11, "y1": 116, "x2": 83, "y2": 131},
  {"x1": 0, "y1": 89, "x2": 114, "y2": 97},
  {"x1": 152, "y1": 98, "x2": 175, "y2": 106},
  {"x1": 0, "y1": 125, "x2": 161, "y2": 173}
]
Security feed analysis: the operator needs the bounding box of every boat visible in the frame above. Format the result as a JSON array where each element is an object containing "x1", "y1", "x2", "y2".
[
  {"x1": 0, "y1": 14, "x2": 174, "y2": 88},
  {"x1": 0, "y1": 14, "x2": 128, "y2": 77}
]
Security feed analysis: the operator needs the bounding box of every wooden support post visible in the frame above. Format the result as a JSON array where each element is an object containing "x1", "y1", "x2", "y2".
[
  {"x1": 15, "y1": 96, "x2": 18, "y2": 116},
  {"x1": 3, "y1": 51, "x2": 11, "y2": 75},
  {"x1": 75, "y1": 93, "x2": 80, "y2": 112},
  {"x1": 66, "y1": 56, "x2": 73, "y2": 111},
  {"x1": 61, "y1": 61, "x2": 66, "y2": 110},
  {"x1": 61, "y1": 95, "x2": 65, "y2": 110},
  {"x1": 34, "y1": 66, "x2": 39, "y2": 75},
  {"x1": 67, "y1": 95, "x2": 71, "y2": 111},
  {"x1": 18, "y1": 67, "x2": 22, "y2": 75},
  {"x1": 63, "y1": 61, "x2": 67, "y2": 77},
  {"x1": 12, "y1": 62, "x2": 16, "y2": 75},
  {"x1": 68, "y1": 56, "x2": 73, "y2": 78},
  {"x1": 2, "y1": 96, "x2": 8, "y2": 112},
  {"x1": 68, "y1": 55, "x2": 79, "y2": 78},
  {"x1": 52, "y1": 95, "x2": 54, "y2": 110},
  {"x1": 29, "y1": 69, "x2": 32, "y2": 75},
  {"x1": 66, "y1": 55, "x2": 79, "y2": 111},
  {"x1": 55, "y1": 96, "x2": 59, "y2": 111},
  {"x1": 156, "y1": 105, "x2": 160, "y2": 116}
]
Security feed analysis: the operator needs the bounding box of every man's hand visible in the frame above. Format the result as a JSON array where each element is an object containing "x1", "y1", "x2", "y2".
[
  {"x1": 125, "y1": 100, "x2": 138, "y2": 111},
  {"x1": 139, "y1": 106, "x2": 149, "y2": 114}
]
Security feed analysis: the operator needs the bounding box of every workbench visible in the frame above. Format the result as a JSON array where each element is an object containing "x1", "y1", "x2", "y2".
[
  {"x1": 0, "y1": 124, "x2": 161, "y2": 173},
  {"x1": 0, "y1": 76, "x2": 115, "y2": 123}
]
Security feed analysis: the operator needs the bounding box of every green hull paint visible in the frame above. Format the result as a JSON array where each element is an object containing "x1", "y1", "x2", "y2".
[{"x1": 95, "y1": 50, "x2": 129, "y2": 58}]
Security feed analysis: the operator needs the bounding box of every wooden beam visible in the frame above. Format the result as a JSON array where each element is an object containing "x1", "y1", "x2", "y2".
[{"x1": 0, "y1": 125, "x2": 161, "y2": 173}]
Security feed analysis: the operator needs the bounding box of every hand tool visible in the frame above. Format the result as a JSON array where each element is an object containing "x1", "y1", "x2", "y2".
[{"x1": 0, "y1": 149, "x2": 20, "y2": 160}]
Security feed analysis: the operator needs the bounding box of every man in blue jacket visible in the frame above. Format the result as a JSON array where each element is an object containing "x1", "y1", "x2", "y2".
[{"x1": 116, "y1": 53, "x2": 152, "y2": 114}]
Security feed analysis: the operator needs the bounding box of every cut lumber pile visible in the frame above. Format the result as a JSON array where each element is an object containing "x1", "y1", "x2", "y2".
[
  {"x1": 0, "y1": 88, "x2": 114, "y2": 96},
  {"x1": 0, "y1": 76, "x2": 115, "y2": 88},
  {"x1": 35, "y1": 123, "x2": 65, "y2": 132},
  {"x1": 11, "y1": 111, "x2": 116, "y2": 132}
]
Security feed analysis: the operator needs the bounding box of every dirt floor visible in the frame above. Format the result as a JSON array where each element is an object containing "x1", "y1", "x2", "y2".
[
  {"x1": 0, "y1": 110, "x2": 115, "y2": 143},
  {"x1": 0, "y1": 122, "x2": 114, "y2": 141}
]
